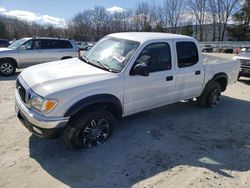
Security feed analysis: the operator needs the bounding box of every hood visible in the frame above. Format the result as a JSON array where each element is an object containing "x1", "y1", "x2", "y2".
[
  {"x1": 20, "y1": 58, "x2": 116, "y2": 96},
  {"x1": 0, "y1": 48, "x2": 13, "y2": 52}
]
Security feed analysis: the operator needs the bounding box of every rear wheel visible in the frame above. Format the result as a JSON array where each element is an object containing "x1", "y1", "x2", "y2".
[
  {"x1": 197, "y1": 82, "x2": 221, "y2": 108},
  {"x1": 64, "y1": 108, "x2": 115, "y2": 149},
  {"x1": 0, "y1": 60, "x2": 16, "y2": 76}
]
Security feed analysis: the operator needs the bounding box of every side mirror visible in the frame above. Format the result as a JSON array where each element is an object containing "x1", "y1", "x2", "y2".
[{"x1": 133, "y1": 63, "x2": 149, "y2": 76}]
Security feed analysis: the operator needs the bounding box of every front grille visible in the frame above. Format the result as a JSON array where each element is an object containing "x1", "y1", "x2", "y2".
[
  {"x1": 239, "y1": 59, "x2": 250, "y2": 66},
  {"x1": 16, "y1": 79, "x2": 26, "y2": 103}
]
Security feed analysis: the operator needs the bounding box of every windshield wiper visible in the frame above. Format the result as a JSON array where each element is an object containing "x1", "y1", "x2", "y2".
[
  {"x1": 79, "y1": 56, "x2": 119, "y2": 73},
  {"x1": 91, "y1": 60, "x2": 119, "y2": 73},
  {"x1": 79, "y1": 55, "x2": 89, "y2": 63}
]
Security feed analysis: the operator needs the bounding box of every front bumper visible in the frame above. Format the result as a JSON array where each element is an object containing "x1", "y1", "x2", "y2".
[
  {"x1": 239, "y1": 67, "x2": 250, "y2": 77},
  {"x1": 15, "y1": 90, "x2": 69, "y2": 138}
]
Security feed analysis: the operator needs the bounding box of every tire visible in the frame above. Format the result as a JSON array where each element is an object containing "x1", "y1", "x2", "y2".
[
  {"x1": 197, "y1": 82, "x2": 221, "y2": 108},
  {"x1": 64, "y1": 108, "x2": 115, "y2": 149},
  {"x1": 237, "y1": 75, "x2": 240, "y2": 80},
  {"x1": 0, "y1": 60, "x2": 16, "y2": 76}
]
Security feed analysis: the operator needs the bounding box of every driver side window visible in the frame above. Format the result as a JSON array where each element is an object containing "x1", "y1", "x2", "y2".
[
  {"x1": 133, "y1": 43, "x2": 171, "y2": 73},
  {"x1": 23, "y1": 40, "x2": 33, "y2": 50},
  {"x1": 22, "y1": 40, "x2": 42, "y2": 50}
]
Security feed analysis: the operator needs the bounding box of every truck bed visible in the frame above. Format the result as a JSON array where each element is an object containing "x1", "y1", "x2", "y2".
[
  {"x1": 203, "y1": 53, "x2": 235, "y2": 64},
  {"x1": 202, "y1": 53, "x2": 240, "y2": 86}
]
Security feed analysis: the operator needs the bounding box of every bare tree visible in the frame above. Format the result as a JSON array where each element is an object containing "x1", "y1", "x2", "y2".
[
  {"x1": 90, "y1": 7, "x2": 110, "y2": 40},
  {"x1": 208, "y1": 0, "x2": 219, "y2": 41},
  {"x1": 0, "y1": 1, "x2": 244, "y2": 42},
  {"x1": 121, "y1": 9, "x2": 133, "y2": 31},
  {"x1": 220, "y1": 0, "x2": 240, "y2": 41},
  {"x1": 188, "y1": 0, "x2": 207, "y2": 41},
  {"x1": 134, "y1": 2, "x2": 152, "y2": 31},
  {"x1": 163, "y1": 0, "x2": 185, "y2": 33},
  {"x1": 208, "y1": 0, "x2": 240, "y2": 41}
]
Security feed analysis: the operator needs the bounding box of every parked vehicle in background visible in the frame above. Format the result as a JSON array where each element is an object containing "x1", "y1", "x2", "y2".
[
  {"x1": 87, "y1": 42, "x2": 95, "y2": 49},
  {"x1": 202, "y1": 44, "x2": 213, "y2": 52},
  {"x1": 15, "y1": 32, "x2": 240, "y2": 149},
  {"x1": 219, "y1": 46, "x2": 234, "y2": 53},
  {"x1": 0, "y1": 37, "x2": 79, "y2": 76},
  {"x1": 0, "y1": 39, "x2": 10, "y2": 47},
  {"x1": 240, "y1": 47, "x2": 250, "y2": 53},
  {"x1": 233, "y1": 53, "x2": 250, "y2": 78},
  {"x1": 76, "y1": 41, "x2": 88, "y2": 50}
]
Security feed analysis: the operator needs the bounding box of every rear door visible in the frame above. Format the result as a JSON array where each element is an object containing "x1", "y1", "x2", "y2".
[
  {"x1": 42, "y1": 39, "x2": 74, "y2": 62},
  {"x1": 18, "y1": 39, "x2": 44, "y2": 67},
  {"x1": 174, "y1": 40, "x2": 204, "y2": 100}
]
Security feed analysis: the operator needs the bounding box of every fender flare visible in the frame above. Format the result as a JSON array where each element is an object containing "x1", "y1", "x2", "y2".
[
  {"x1": 64, "y1": 94, "x2": 123, "y2": 118},
  {"x1": 207, "y1": 72, "x2": 228, "y2": 91}
]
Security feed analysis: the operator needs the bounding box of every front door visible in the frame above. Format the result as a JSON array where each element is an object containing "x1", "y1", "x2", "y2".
[
  {"x1": 124, "y1": 42, "x2": 176, "y2": 116},
  {"x1": 18, "y1": 39, "x2": 43, "y2": 68}
]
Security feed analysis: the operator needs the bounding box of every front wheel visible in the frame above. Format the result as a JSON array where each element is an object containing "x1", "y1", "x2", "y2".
[
  {"x1": 197, "y1": 82, "x2": 221, "y2": 108},
  {"x1": 64, "y1": 108, "x2": 115, "y2": 149},
  {"x1": 0, "y1": 61, "x2": 16, "y2": 76}
]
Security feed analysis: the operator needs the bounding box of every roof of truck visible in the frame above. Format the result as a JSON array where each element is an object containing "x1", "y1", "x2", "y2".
[{"x1": 108, "y1": 32, "x2": 194, "y2": 43}]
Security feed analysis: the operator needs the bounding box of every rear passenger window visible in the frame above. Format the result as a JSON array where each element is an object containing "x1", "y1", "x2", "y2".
[
  {"x1": 134, "y1": 43, "x2": 171, "y2": 73},
  {"x1": 60, "y1": 40, "x2": 73, "y2": 48},
  {"x1": 41, "y1": 40, "x2": 51, "y2": 49},
  {"x1": 41, "y1": 39, "x2": 72, "y2": 49},
  {"x1": 51, "y1": 40, "x2": 61, "y2": 49},
  {"x1": 176, "y1": 42, "x2": 199, "y2": 68}
]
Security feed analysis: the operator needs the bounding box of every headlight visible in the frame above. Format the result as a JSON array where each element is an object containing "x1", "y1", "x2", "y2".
[{"x1": 30, "y1": 95, "x2": 57, "y2": 114}]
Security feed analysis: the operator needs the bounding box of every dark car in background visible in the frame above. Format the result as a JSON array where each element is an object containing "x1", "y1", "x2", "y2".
[
  {"x1": 219, "y1": 46, "x2": 234, "y2": 53},
  {"x1": 0, "y1": 39, "x2": 10, "y2": 47},
  {"x1": 202, "y1": 44, "x2": 213, "y2": 52}
]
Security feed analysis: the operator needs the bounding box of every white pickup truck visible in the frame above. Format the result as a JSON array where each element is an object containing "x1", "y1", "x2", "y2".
[{"x1": 15, "y1": 32, "x2": 240, "y2": 149}]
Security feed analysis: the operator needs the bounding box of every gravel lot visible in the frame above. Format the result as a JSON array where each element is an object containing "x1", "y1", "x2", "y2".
[{"x1": 0, "y1": 54, "x2": 250, "y2": 188}]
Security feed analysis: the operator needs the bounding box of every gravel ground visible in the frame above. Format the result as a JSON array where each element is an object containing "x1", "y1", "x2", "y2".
[{"x1": 0, "y1": 56, "x2": 250, "y2": 188}]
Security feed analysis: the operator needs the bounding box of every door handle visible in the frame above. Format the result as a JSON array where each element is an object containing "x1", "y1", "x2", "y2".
[
  {"x1": 166, "y1": 76, "x2": 173, "y2": 81},
  {"x1": 195, "y1": 70, "x2": 201, "y2": 75}
]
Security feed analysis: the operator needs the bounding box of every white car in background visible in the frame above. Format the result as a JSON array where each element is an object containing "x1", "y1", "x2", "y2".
[
  {"x1": 76, "y1": 41, "x2": 89, "y2": 50},
  {"x1": 0, "y1": 37, "x2": 79, "y2": 76}
]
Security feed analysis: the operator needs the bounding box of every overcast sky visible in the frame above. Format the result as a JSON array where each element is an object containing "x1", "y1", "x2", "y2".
[{"x1": 0, "y1": 0, "x2": 164, "y2": 27}]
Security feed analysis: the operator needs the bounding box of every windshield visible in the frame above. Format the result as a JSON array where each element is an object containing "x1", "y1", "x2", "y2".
[
  {"x1": 8, "y1": 38, "x2": 28, "y2": 49},
  {"x1": 84, "y1": 36, "x2": 140, "y2": 72}
]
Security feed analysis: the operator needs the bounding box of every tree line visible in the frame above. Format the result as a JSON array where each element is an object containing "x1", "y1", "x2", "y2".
[{"x1": 0, "y1": 0, "x2": 249, "y2": 42}]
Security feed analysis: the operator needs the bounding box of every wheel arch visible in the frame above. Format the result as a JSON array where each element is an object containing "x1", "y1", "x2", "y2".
[
  {"x1": 208, "y1": 72, "x2": 228, "y2": 92},
  {"x1": 64, "y1": 94, "x2": 123, "y2": 119},
  {"x1": 0, "y1": 57, "x2": 18, "y2": 68},
  {"x1": 61, "y1": 56, "x2": 73, "y2": 60}
]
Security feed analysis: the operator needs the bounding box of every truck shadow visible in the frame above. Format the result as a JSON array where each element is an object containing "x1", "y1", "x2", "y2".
[{"x1": 29, "y1": 96, "x2": 250, "y2": 188}]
